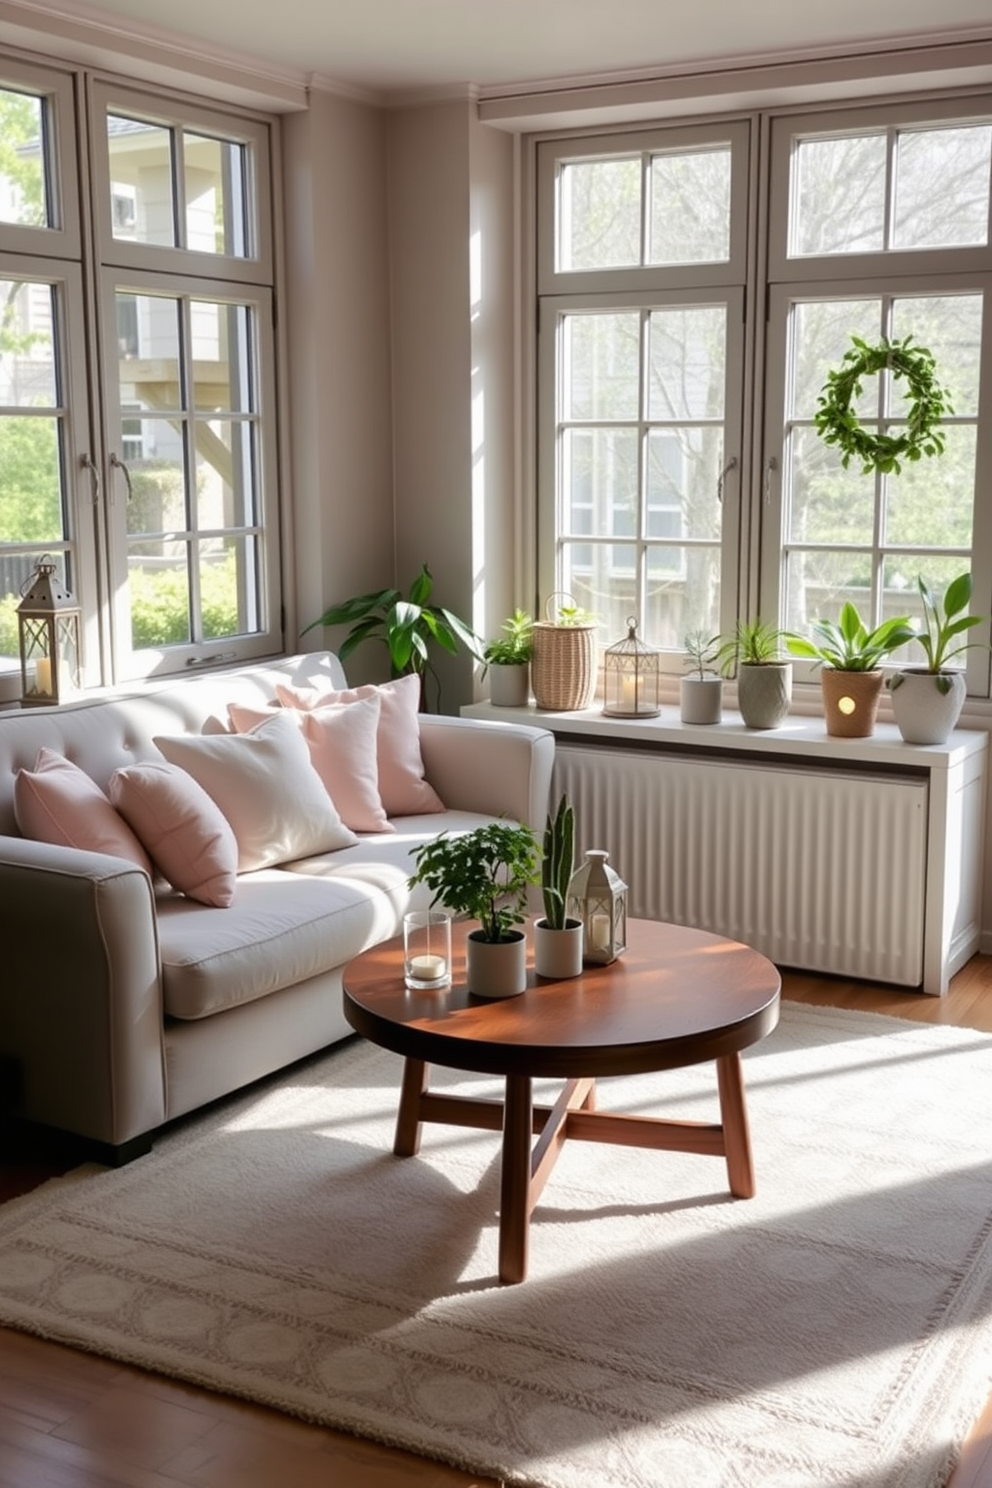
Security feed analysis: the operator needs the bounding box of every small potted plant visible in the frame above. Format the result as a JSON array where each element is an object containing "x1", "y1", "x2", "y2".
[
  {"x1": 531, "y1": 593, "x2": 599, "y2": 712},
  {"x1": 713, "y1": 618, "x2": 792, "y2": 730},
  {"x1": 409, "y1": 820, "x2": 540, "y2": 998},
  {"x1": 534, "y1": 793, "x2": 583, "y2": 978},
  {"x1": 786, "y1": 602, "x2": 915, "y2": 738},
  {"x1": 888, "y1": 572, "x2": 988, "y2": 744},
  {"x1": 483, "y1": 608, "x2": 533, "y2": 708},
  {"x1": 680, "y1": 628, "x2": 723, "y2": 725}
]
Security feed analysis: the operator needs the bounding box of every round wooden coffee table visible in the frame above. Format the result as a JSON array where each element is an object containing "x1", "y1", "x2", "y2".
[{"x1": 343, "y1": 917, "x2": 780, "y2": 1283}]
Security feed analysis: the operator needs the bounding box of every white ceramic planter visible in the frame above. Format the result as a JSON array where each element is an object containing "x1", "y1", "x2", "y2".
[
  {"x1": 488, "y1": 663, "x2": 530, "y2": 708},
  {"x1": 533, "y1": 919, "x2": 584, "y2": 979},
  {"x1": 679, "y1": 674, "x2": 723, "y2": 725},
  {"x1": 466, "y1": 930, "x2": 527, "y2": 998},
  {"x1": 889, "y1": 668, "x2": 967, "y2": 745}
]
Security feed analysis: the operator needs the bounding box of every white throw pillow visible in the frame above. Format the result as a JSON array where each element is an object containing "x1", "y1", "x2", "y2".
[{"x1": 154, "y1": 712, "x2": 357, "y2": 872}]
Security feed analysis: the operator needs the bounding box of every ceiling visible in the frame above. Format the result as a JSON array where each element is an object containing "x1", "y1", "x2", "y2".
[{"x1": 32, "y1": 0, "x2": 992, "y2": 99}]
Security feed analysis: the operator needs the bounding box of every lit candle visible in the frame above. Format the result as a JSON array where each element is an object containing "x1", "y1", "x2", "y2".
[
  {"x1": 408, "y1": 953, "x2": 447, "y2": 980},
  {"x1": 590, "y1": 912, "x2": 611, "y2": 950},
  {"x1": 35, "y1": 657, "x2": 52, "y2": 695},
  {"x1": 621, "y1": 674, "x2": 637, "y2": 710}
]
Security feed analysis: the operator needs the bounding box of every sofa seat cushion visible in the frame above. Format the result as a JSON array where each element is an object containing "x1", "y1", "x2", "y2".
[{"x1": 156, "y1": 810, "x2": 500, "y2": 1021}]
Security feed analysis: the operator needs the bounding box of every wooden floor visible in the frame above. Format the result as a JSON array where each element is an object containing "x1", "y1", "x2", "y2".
[{"x1": 3, "y1": 960, "x2": 992, "y2": 1488}]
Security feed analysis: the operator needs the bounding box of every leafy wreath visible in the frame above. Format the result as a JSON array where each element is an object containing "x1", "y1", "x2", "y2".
[{"x1": 814, "y1": 334, "x2": 953, "y2": 475}]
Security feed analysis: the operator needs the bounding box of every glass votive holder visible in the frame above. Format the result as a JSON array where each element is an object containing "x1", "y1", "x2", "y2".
[{"x1": 403, "y1": 910, "x2": 452, "y2": 990}]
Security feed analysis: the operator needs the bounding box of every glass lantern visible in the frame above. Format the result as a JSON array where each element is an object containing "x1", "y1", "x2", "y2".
[
  {"x1": 566, "y1": 849, "x2": 627, "y2": 964},
  {"x1": 17, "y1": 556, "x2": 81, "y2": 708},
  {"x1": 603, "y1": 616, "x2": 660, "y2": 718}
]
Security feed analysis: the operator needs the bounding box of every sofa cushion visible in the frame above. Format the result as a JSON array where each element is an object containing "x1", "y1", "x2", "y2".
[
  {"x1": 155, "y1": 712, "x2": 357, "y2": 872},
  {"x1": 228, "y1": 694, "x2": 392, "y2": 834},
  {"x1": 110, "y1": 761, "x2": 239, "y2": 907},
  {"x1": 276, "y1": 674, "x2": 444, "y2": 817},
  {"x1": 14, "y1": 748, "x2": 153, "y2": 873}
]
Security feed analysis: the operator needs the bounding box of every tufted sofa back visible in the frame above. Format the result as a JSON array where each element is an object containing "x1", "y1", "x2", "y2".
[{"x1": 0, "y1": 652, "x2": 348, "y2": 837}]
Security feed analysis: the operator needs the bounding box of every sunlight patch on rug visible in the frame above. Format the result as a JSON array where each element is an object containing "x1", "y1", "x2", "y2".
[{"x1": 2, "y1": 1002, "x2": 992, "y2": 1488}]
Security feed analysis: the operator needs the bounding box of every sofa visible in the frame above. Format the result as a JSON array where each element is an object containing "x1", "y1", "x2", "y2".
[{"x1": 0, "y1": 652, "x2": 554, "y2": 1163}]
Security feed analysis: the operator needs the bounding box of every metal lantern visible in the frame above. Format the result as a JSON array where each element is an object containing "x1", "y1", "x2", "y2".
[
  {"x1": 566, "y1": 848, "x2": 627, "y2": 964},
  {"x1": 17, "y1": 556, "x2": 81, "y2": 707},
  {"x1": 603, "y1": 616, "x2": 660, "y2": 717}
]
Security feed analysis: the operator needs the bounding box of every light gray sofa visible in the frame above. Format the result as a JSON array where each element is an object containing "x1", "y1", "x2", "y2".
[{"x1": 0, "y1": 652, "x2": 554, "y2": 1163}]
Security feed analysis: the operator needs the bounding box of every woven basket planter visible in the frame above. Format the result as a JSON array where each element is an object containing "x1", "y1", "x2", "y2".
[{"x1": 531, "y1": 620, "x2": 597, "y2": 711}]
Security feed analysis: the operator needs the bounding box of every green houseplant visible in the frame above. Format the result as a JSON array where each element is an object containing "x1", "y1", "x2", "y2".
[
  {"x1": 409, "y1": 821, "x2": 541, "y2": 997},
  {"x1": 534, "y1": 793, "x2": 582, "y2": 978},
  {"x1": 483, "y1": 608, "x2": 534, "y2": 707},
  {"x1": 712, "y1": 618, "x2": 792, "y2": 730},
  {"x1": 889, "y1": 572, "x2": 988, "y2": 744},
  {"x1": 304, "y1": 563, "x2": 484, "y2": 711},
  {"x1": 785, "y1": 602, "x2": 915, "y2": 738},
  {"x1": 680, "y1": 628, "x2": 723, "y2": 725}
]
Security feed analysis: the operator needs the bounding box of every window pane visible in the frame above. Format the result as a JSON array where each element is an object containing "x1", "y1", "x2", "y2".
[
  {"x1": 647, "y1": 306, "x2": 725, "y2": 420},
  {"x1": 784, "y1": 551, "x2": 876, "y2": 633},
  {"x1": 563, "y1": 312, "x2": 639, "y2": 419},
  {"x1": 647, "y1": 546, "x2": 720, "y2": 647},
  {"x1": 889, "y1": 294, "x2": 983, "y2": 417},
  {"x1": 562, "y1": 427, "x2": 637, "y2": 535},
  {"x1": 200, "y1": 535, "x2": 259, "y2": 638},
  {"x1": 0, "y1": 88, "x2": 47, "y2": 228},
  {"x1": 561, "y1": 542, "x2": 635, "y2": 640},
  {"x1": 893, "y1": 126, "x2": 991, "y2": 250},
  {"x1": 107, "y1": 115, "x2": 176, "y2": 247},
  {"x1": 195, "y1": 418, "x2": 256, "y2": 527},
  {"x1": 0, "y1": 279, "x2": 57, "y2": 405},
  {"x1": 648, "y1": 148, "x2": 731, "y2": 265},
  {"x1": 787, "y1": 426, "x2": 876, "y2": 545},
  {"x1": 116, "y1": 290, "x2": 182, "y2": 409},
  {"x1": 791, "y1": 300, "x2": 879, "y2": 418},
  {"x1": 791, "y1": 135, "x2": 886, "y2": 257},
  {"x1": 885, "y1": 424, "x2": 976, "y2": 548},
  {"x1": 192, "y1": 300, "x2": 254, "y2": 413},
  {"x1": 0, "y1": 416, "x2": 63, "y2": 542},
  {"x1": 648, "y1": 427, "x2": 723, "y2": 542},
  {"x1": 184, "y1": 133, "x2": 248, "y2": 257},
  {"x1": 124, "y1": 420, "x2": 187, "y2": 536},
  {"x1": 128, "y1": 550, "x2": 191, "y2": 647},
  {"x1": 559, "y1": 157, "x2": 640, "y2": 271}
]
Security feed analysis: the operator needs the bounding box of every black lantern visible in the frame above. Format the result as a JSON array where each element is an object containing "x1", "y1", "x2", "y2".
[
  {"x1": 566, "y1": 849, "x2": 627, "y2": 964},
  {"x1": 603, "y1": 616, "x2": 660, "y2": 717},
  {"x1": 17, "y1": 556, "x2": 81, "y2": 707}
]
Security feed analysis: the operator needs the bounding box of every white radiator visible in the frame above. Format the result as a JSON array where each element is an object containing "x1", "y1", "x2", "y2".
[{"x1": 554, "y1": 744, "x2": 929, "y2": 986}]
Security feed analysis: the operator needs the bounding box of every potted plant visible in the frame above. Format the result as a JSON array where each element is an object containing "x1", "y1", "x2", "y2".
[
  {"x1": 534, "y1": 793, "x2": 583, "y2": 978},
  {"x1": 786, "y1": 602, "x2": 915, "y2": 738},
  {"x1": 531, "y1": 593, "x2": 599, "y2": 712},
  {"x1": 680, "y1": 628, "x2": 723, "y2": 725},
  {"x1": 409, "y1": 820, "x2": 541, "y2": 998},
  {"x1": 303, "y1": 563, "x2": 484, "y2": 711},
  {"x1": 888, "y1": 572, "x2": 988, "y2": 744},
  {"x1": 483, "y1": 608, "x2": 533, "y2": 708},
  {"x1": 713, "y1": 618, "x2": 792, "y2": 730}
]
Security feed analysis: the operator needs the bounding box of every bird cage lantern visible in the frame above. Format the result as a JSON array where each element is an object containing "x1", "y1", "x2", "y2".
[
  {"x1": 603, "y1": 616, "x2": 660, "y2": 718},
  {"x1": 566, "y1": 849, "x2": 627, "y2": 964},
  {"x1": 17, "y1": 556, "x2": 81, "y2": 707}
]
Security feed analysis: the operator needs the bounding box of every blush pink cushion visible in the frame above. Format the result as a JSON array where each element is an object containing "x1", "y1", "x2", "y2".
[
  {"x1": 14, "y1": 748, "x2": 153, "y2": 874},
  {"x1": 155, "y1": 712, "x2": 357, "y2": 872},
  {"x1": 275, "y1": 674, "x2": 444, "y2": 816},
  {"x1": 227, "y1": 696, "x2": 392, "y2": 834},
  {"x1": 110, "y1": 761, "x2": 239, "y2": 907}
]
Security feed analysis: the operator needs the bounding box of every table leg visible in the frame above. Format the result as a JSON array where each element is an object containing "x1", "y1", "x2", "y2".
[
  {"x1": 499, "y1": 1074, "x2": 533, "y2": 1285},
  {"x1": 716, "y1": 1052, "x2": 755, "y2": 1198},
  {"x1": 394, "y1": 1058, "x2": 429, "y2": 1157}
]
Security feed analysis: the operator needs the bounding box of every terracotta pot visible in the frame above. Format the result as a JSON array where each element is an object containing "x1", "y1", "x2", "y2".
[
  {"x1": 820, "y1": 668, "x2": 884, "y2": 738},
  {"x1": 889, "y1": 668, "x2": 967, "y2": 745},
  {"x1": 533, "y1": 918, "x2": 583, "y2": 979},
  {"x1": 466, "y1": 930, "x2": 527, "y2": 998}
]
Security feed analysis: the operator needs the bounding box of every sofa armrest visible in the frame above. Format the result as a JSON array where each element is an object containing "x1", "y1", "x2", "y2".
[
  {"x1": 417, "y1": 716, "x2": 555, "y2": 832},
  {"x1": 0, "y1": 837, "x2": 167, "y2": 1148}
]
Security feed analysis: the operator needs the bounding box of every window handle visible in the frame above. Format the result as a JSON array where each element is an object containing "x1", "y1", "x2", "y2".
[
  {"x1": 80, "y1": 453, "x2": 101, "y2": 506},
  {"x1": 716, "y1": 455, "x2": 738, "y2": 504},
  {"x1": 109, "y1": 451, "x2": 134, "y2": 503},
  {"x1": 764, "y1": 455, "x2": 778, "y2": 504}
]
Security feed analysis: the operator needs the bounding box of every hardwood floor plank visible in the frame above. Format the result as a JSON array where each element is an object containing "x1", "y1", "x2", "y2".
[{"x1": 1, "y1": 958, "x2": 991, "y2": 1487}]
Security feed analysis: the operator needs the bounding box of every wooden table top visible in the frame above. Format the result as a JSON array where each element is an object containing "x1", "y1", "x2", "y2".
[{"x1": 342, "y1": 918, "x2": 781, "y2": 1079}]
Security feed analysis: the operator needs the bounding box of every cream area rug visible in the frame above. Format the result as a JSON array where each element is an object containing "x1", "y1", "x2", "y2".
[{"x1": 3, "y1": 1003, "x2": 992, "y2": 1488}]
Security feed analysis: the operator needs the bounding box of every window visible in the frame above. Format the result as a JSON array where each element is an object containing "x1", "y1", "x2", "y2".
[
  {"x1": 0, "y1": 59, "x2": 280, "y2": 701},
  {"x1": 537, "y1": 98, "x2": 992, "y2": 694}
]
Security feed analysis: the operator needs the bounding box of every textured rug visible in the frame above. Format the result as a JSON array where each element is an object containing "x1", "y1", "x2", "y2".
[{"x1": 3, "y1": 1003, "x2": 992, "y2": 1488}]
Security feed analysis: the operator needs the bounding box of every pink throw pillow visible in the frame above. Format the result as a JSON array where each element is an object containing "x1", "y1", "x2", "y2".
[
  {"x1": 110, "y1": 761, "x2": 239, "y2": 907},
  {"x1": 275, "y1": 674, "x2": 444, "y2": 816},
  {"x1": 14, "y1": 748, "x2": 152, "y2": 874},
  {"x1": 228, "y1": 695, "x2": 392, "y2": 834}
]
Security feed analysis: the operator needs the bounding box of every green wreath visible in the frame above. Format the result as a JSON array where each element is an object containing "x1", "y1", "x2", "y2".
[{"x1": 814, "y1": 334, "x2": 953, "y2": 475}]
